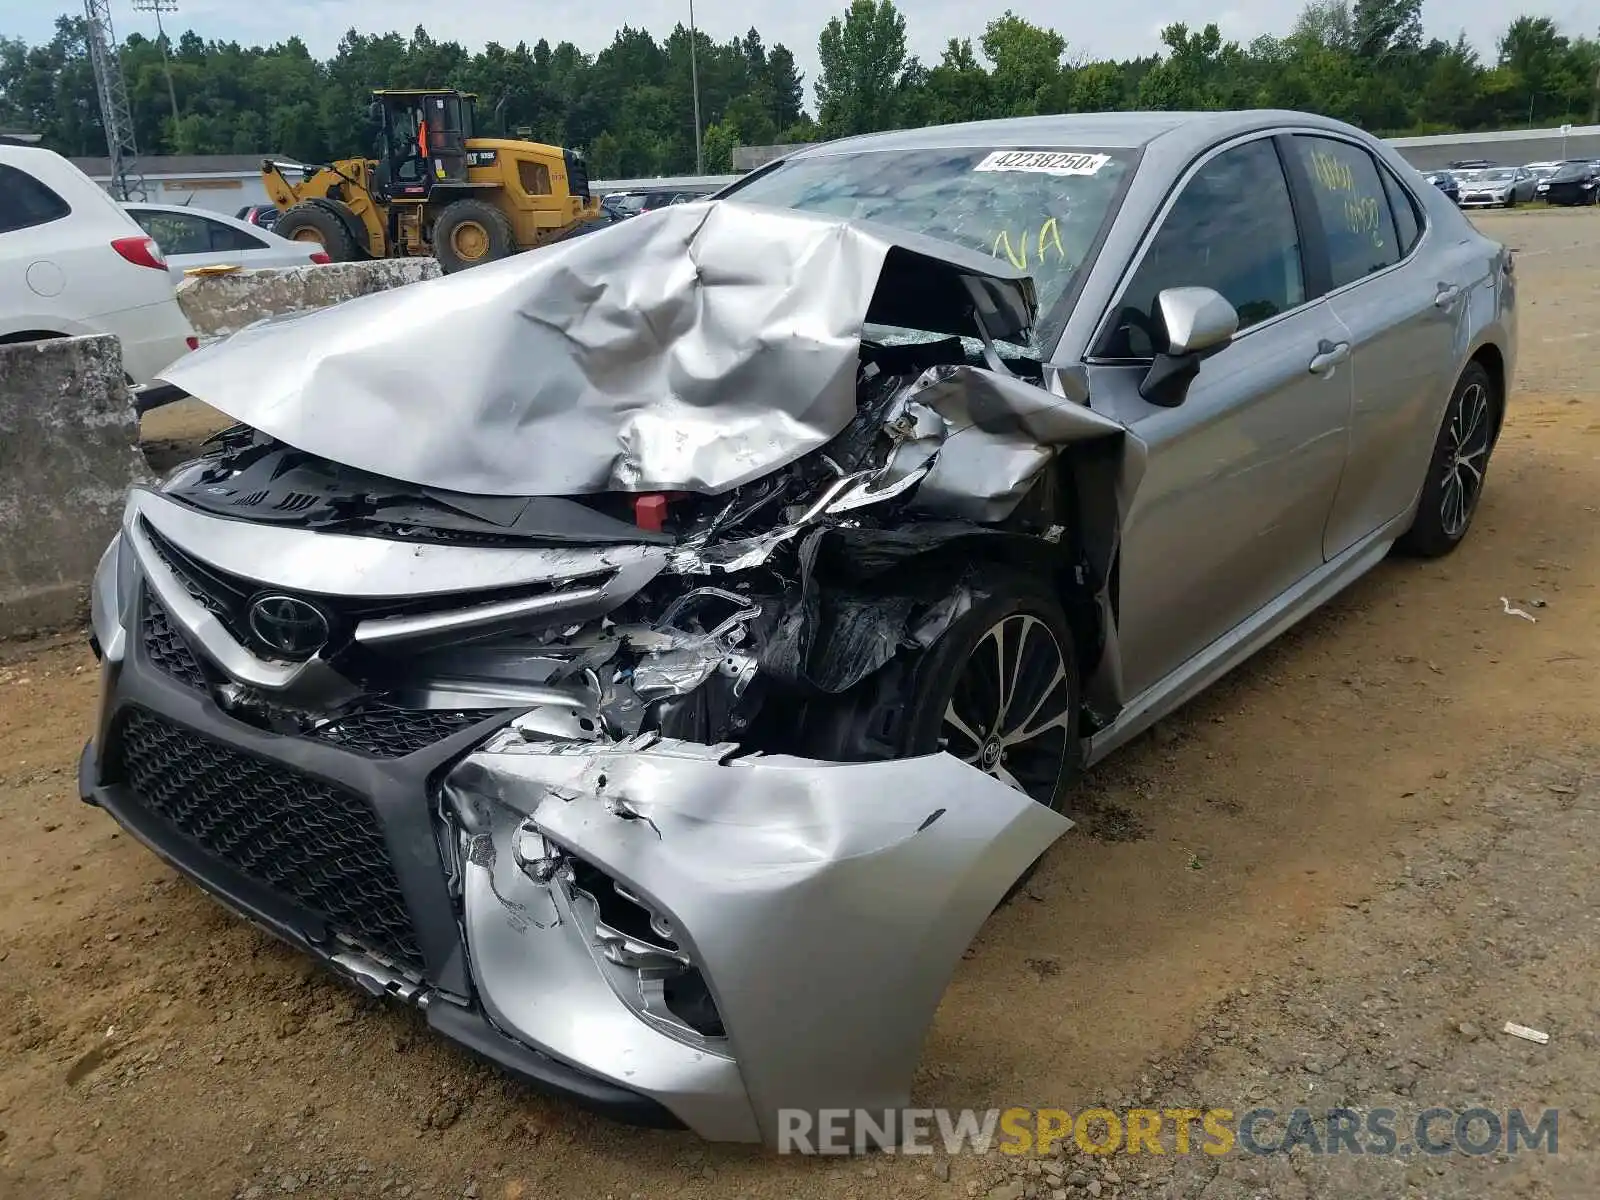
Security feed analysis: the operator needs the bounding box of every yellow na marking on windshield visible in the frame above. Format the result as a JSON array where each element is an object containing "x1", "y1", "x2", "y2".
[{"x1": 993, "y1": 217, "x2": 1067, "y2": 270}]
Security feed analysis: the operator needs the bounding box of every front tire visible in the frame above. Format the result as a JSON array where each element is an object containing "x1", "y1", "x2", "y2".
[
  {"x1": 274, "y1": 202, "x2": 362, "y2": 261},
  {"x1": 803, "y1": 572, "x2": 1083, "y2": 804},
  {"x1": 1396, "y1": 362, "x2": 1500, "y2": 558},
  {"x1": 432, "y1": 199, "x2": 516, "y2": 273},
  {"x1": 906, "y1": 584, "x2": 1082, "y2": 809}
]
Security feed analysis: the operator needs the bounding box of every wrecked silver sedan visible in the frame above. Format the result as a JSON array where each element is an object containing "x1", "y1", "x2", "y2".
[{"x1": 82, "y1": 111, "x2": 1516, "y2": 1145}]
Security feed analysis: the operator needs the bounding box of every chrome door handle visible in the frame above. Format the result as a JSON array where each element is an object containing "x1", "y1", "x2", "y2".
[
  {"x1": 1308, "y1": 340, "x2": 1350, "y2": 376},
  {"x1": 1434, "y1": 283, "x2": 1462, "y2": 309}
]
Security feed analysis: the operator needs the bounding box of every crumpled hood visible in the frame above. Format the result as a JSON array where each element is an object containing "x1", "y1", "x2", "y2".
[{"x1": 159, "y1": 200, "x2": 1036, "y2": 498}]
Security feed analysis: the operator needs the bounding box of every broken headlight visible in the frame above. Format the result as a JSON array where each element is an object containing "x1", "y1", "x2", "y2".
[{"x1": 516, "y1": 828, "x2": 727, "y2": 1043}]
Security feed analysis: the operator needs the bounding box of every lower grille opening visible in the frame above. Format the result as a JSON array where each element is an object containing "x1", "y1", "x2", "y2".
[{"x1": 107, "y1": 707, "x2": 423, "y2": 971}]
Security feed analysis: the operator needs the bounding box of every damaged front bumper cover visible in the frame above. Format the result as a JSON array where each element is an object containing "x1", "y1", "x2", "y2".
[
  {"x1": 83, "y1": 541, "x2": 1070, "y2": 1144},
  {"x1": 443, "y1": 733, "x2": 1071, "y2": 1144}
]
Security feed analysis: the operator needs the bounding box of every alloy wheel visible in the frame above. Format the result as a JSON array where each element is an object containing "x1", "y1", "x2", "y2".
[
  {"x1": 938, "y1": 614, "x2": 1073, "y2": 802},
  {"x1": 1440, "y1": 380, "x2": 1492, "y2": 538}
]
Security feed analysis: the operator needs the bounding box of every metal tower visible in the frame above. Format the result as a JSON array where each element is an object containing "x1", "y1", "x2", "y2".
[{"x1": 83, "y1": 0, "x2": 147, "y2": 200}]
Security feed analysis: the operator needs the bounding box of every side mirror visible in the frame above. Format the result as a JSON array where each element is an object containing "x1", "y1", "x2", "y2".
[
  {"x1": 1140, "y1": 286, "x2": 1240, "y2": 407},
  {"x1": 1158, "y1": 286, "x2": 1238, "y2": 356}
]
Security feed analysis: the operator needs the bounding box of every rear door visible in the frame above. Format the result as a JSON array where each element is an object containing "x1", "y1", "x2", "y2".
[
  {"x1": 1084, "y1": 134, "x2": 1355, "y2": 699},
  {"x1": 1285, "y1": 135, "x2": 1467, "y2": 559},
  {"x1": 0, "y1": 159, "x2": 80, "y2": 330}
]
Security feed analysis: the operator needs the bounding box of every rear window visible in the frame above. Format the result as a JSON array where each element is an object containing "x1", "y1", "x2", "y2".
[{"x1": 0, "y1": 163, "x2": 72, "y2": 234}]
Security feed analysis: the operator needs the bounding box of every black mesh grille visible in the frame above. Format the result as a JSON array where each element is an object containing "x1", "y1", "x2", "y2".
[
  {"x1": 110, "y1": 708, "x2": 422, "y2": 971},
  {"x1": 141, "y1": 588, "x2": 209, "y2": 691},
  {"x1": 316, "y1": 708, "x2": 501, "y2": 757}
]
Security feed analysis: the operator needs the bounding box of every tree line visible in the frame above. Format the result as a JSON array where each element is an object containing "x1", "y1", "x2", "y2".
[{"x1": 1, "y1": 0, "x2": 1596, "y2": 178}]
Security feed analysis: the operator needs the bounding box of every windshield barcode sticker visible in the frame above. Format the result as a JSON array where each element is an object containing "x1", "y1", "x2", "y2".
[{"x1": 974, "y1": 150, "x2": 1110, "y2": 176}]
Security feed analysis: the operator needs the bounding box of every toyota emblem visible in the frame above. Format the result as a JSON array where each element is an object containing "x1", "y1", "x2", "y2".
[{"x1": 246, "y1": 594, "x2": 330, "y2": 659}]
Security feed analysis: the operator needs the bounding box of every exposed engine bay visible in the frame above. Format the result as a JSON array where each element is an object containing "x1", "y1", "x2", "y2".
[{"x1": 157, "y1": 318, "x2": 1125, "y2": 757}]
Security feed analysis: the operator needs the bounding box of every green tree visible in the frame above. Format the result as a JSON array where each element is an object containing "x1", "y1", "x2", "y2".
[
  {"x1": 1498, "y1": 16, "x2": 1570, "y2": 123},
  {"x1": 2, "y1": 6, "x2": 1593, "y2": 175},
  {"x1": 815, "y1": 0, "x2": 915, "y2": 137},
  {"x1": 766, "y1": 45, "x2": 806, "y2": 128},
  {"x1": 980, "y1": 12, "x2": 1066, "y2": 115}
]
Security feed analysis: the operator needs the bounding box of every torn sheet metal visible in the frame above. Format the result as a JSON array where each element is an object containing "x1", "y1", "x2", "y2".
[
  {"x1": 157, "y1": 201, "x2": 1035, "y2": 499},
  {"x1": 449, "y1": 788, "x2": 761, "y2": 1142},
  {"x1": 892, "y1": 364, "x2": 1131, "y2": 523},
  {"x1": 448, "y1": 739, "x2": 1071, "y2": 1144}
]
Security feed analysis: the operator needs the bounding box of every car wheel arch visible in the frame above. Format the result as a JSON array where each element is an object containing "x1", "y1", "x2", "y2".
[{"x1": 1467, "y1": 342, "x2": 1508, "y2": 440}]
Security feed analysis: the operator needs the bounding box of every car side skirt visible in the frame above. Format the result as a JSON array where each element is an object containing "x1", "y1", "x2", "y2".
[{"x1": 1086, "y1": 512, "x2": 1409, "y2": 765}]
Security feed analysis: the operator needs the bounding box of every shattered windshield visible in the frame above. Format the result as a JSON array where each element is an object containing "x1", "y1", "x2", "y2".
[{"x1": 726, "y1": 147, "x2": 1134, "y2": 346}]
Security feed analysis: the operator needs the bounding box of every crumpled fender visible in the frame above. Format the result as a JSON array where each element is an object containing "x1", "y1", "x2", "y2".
[{"x1": 449, "y1": 739, "x2": 1071, "y2": 1144}]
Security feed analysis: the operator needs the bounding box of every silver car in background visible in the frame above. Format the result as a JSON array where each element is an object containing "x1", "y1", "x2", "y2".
[
  {"x1": 124, "y1": 202, "x2": 332, "y2": 283},
  {"x1": 82, "y1": 110, "x2": 1515, "y2": 1145},
  {"x1": 1456, "y1": 165, "x2": 1539, "y2": 207}
]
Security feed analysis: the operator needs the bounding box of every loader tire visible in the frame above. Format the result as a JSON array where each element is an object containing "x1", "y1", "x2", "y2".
[
  {"x1": 433, "y1": 199, "x2": 516, "y2": 273},
  {"x1": 274, "y1": 202, "x2": 362, "y2": 261}
]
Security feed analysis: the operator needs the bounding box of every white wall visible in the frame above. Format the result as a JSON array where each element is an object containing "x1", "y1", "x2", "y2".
[{"x1": 94, "y1": 174, "x2": 274, "y2": 215}]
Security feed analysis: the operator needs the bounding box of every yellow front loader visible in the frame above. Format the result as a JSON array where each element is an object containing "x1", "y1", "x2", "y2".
[{"x1": 262, "y1": 90, "x2": 603, "y2": 273}]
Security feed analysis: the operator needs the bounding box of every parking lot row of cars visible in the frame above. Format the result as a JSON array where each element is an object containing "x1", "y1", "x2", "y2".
[
  {"x1": 1423, "y1": 157, "x2": 1600, "y2": 207},
  {"x1": 599, "y1": 189, "x2": 711, "y2": 220},
  {"x1": 0, "y1": 143, "x2": 330, "y2": 402}
]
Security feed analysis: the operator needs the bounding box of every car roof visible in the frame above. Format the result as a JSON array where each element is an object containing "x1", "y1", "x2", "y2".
[
  {"x1": 784, "y1": 109, "x2": 1370, "y2": 159},
  {"x1": 0, "y1": 142, "x2": 143, "y2": 229},
  {"x1": 127, "y1": 201, "x2": 240, "y2": 216}
]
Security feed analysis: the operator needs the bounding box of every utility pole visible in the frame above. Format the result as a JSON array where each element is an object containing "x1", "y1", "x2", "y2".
[
  {"x1": 689, "y1": 0, "x2": 703, "y2": 174},
  {"x1": 132, "y1": 0, "x2": 182, "y2": 132},
  {"x1": 83, "y1": 0, "x2": 146, "y2": 201}
]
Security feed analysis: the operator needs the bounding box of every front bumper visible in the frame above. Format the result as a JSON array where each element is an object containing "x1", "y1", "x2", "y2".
[
  {"x1": 83, "y1": 498, "x2": 1071, "y2": 1144},
  {"x1": 1547, "y1": 185, "x2": 1596, "y2": 205},
  {"x1": 79, "y1": 630, "x2": 686, "y2": 1130}
]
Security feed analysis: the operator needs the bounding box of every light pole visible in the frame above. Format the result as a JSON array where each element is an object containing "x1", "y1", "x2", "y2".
[
  {"x1": 131, "y1": 0, "x2": 181, "y2": 132},
  {"x1": 688, "y1": 0, "x2": 703, "y2": 174}
]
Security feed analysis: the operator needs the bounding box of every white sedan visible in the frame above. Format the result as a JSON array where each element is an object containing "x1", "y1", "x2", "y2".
[
  {"x1": 124, "y1": 203, "x2": 329, "y2": 283},
  {"x1": 0, "y1": 143, "x2": 196, "y2": 394}
]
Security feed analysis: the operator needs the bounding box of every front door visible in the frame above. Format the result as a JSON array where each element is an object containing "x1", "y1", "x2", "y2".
[{"x1": 1085, "y1": 135, "x2": 1355, "y2": 699}]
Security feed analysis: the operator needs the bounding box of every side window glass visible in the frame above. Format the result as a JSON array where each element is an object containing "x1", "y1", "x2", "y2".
[
  {"x1": 0, "y1": 164, "x2": 72, "y2": 234},
  {"x1": 1292, "y1": 136, "x2": 1400, "y2": 287},
  {"x1": 1380, "y1": 167, "x2": 1422, "y2": 256},
  {"x1": 137, "y1": 211, "x2": 208, "y2": 254},
  {"x1": 203, "y1": 218, "x2": 265, "y2": 252},
  {"x1": 1100, "y1": 139, "x2": 1305, "y2": 359}
]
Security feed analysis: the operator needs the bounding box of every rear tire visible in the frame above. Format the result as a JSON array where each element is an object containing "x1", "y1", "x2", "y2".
[
  {"x1": 432, "y1": 199, "x2": 516, "y2": 273},
  {"x1": 273, "y1": 202, "x2": 361, "y2": 262},
  {"x1": 1396, "y1": 362, "x2": 1500, "y2": 558}
]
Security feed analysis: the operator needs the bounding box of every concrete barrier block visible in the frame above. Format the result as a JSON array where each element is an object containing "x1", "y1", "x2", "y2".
[
  {"x1": 176, "y1": 258, "x2": 442, "y2": 337},
  {"x1": 0, "y1": 335, "x2": 150, "y2": 638}
]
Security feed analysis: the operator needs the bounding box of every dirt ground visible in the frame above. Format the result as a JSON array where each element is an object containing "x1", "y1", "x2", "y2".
[{"x1": 1, "y1": 208, "x2": 1595, "y2": 1200}]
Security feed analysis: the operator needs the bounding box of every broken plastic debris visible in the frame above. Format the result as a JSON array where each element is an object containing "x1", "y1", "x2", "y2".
[
  {"x1": 1502, "y1": 1022, "x2": 1550, "y2": 1044},
  {"x1": 1500, "y1": 597, "x2": 1537, "y2": 623}
]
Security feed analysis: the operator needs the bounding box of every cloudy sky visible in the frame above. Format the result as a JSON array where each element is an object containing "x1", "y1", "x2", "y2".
[{"x1": 2, "y1": 0, "x2": 1591, "y2": 112}]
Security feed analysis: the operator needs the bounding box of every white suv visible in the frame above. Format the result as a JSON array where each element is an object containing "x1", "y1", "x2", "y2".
[{"x1": 0, "y1": 144, "x2": 196, "y2": 401}]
